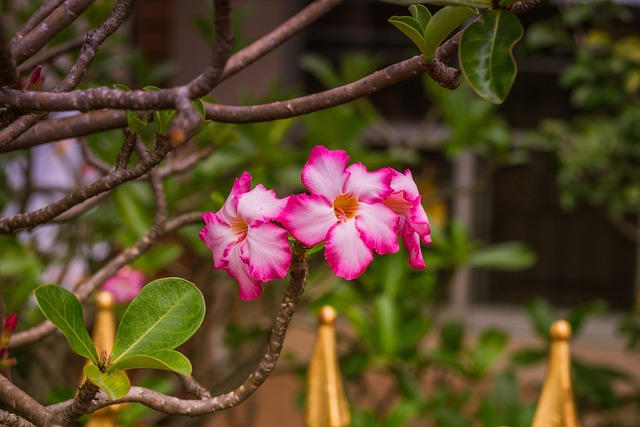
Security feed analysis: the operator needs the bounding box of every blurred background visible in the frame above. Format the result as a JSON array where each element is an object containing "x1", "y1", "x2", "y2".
[{"x1": 1, "y1": 0, "x2": 639, "y2": 426}]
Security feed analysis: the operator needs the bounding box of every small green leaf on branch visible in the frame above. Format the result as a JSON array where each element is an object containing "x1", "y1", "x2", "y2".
[
  {"x1": 84, "y1": 364, "x2": 131, "y2": 400},
  {"x1": 34, "y1": 285, "x2": 98, "y2": 365}
]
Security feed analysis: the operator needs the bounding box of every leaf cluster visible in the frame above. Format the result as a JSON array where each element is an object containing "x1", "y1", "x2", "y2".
[
  {"x1": 389, "y1": 2, "x2": 524, "y2": 103},
  {"x1": 34, "y1": 278, "x2": 205, "y2": 399}
]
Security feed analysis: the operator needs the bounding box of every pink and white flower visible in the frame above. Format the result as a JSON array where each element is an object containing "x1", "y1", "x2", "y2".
[
  {"x1": 199, "y1": 172, "x2": 291, "y2": 300},
  {"x1": 383, "y1": 169, "x2": 432, "y2": 269},
  {"x1": 280, "y1": 146, "x2": 399, "y2": 280},
  {"x1": 102, "y1": 266, "x2": 145, "y2": 303}
]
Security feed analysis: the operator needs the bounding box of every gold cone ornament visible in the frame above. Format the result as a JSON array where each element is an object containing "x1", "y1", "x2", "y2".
[
  {"x1": 305, "y1": 306, "x2": 350, "y2": 427},
  {"x1": 85, "y1": 291, "x2": 125, "y2": 427},
  {"x1": 531, "y1": 319, "x2": 580, "y2": 427}
]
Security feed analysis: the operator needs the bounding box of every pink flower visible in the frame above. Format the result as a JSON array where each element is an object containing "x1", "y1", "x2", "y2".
[
  {"x1": 102, "y1": 266, "x2": 145, "y2": 303},
  {"x1": 199, "y1": 172, "x2": 291, "y2": 300},
  {"x1": 383, "y1": 169, "x2": 432, "y2": 269},
  {"x1": 280, "y1": 146, "x2": 399, "y2": 280}
]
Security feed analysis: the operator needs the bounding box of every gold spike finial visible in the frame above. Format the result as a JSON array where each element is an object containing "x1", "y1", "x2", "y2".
[
  {"x1": 305, "y1": 306, "x2": 350, "y2": 427},
  {"x1": 85, "y1": 291, "x2": 125, "y2": 427},
  {"x1": 531, "y1": 319, "x2": 580, "y2": 427}
]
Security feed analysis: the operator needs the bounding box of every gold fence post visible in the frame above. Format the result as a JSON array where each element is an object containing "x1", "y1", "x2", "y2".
[
  {"x1": 531, "y1": 319, "x2": 580, "y2": 427},
  {"x1": 85, "y1": 291, "x2": 125, "y2": 427},
  {"x1": 305, "y1": 306, "x2": 350, "y2": 427}
]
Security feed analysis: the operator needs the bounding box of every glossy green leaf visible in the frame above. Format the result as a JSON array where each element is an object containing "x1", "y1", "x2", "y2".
[
  {"x1": 409, "y1": 4, "x2": 432, "y2": 30},
  {"x1": 424, "y1": 0, "x2": 491, "y2": 8},
  {"x1": 84, "y1": 365, "x2": 131, "y2": 400},
  {"x1": 459, "y1": 9, "x2": 524, "y2": 104},
  {"x1": 388, "y1": 15, "x2": 429, "y2": 58},
  {"x1": 112, "y1": 349, "x2": 192, "y2": 375},
  {"x1": 111, "y1": 278, "x2": 205, "y2": 365},
  {"x1": 34, "y1": 285, "x2": 98, "y2": 365},
  {"x1": 424, "y1": 6, "x2": 478, "y2": 60}
]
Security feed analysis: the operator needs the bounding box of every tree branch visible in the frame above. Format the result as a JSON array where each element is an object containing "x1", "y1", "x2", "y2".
[
  {"x1": 0, "y1": 408, "x2": 37, "y2": 427},
  {"x1": 56, "y1": 380, "x2": 99, "y2": 426},
  {"x1": 220, "y1": 0, "x2": 343, "y2": 82},
  {"x1": 10, "y1": 0, "x2": 95, "y2": 66},
  {"x1": 204, "y1": 55, "x2": 428, "y2": 123},
  {"x1": 0, "y1": 375, "x2": 55, "y2": 427},
  {"x1": 0, "y1": 18, "x2": 18, "y2": 88},
  {"x1": 15, "y1": 0, "x2": 65, "y2": 40},
  {"x1": 185, "y1": 0, "x2": 233, "y2": 98}
]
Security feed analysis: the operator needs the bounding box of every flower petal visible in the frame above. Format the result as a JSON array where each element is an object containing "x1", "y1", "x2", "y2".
[
  {"x1": 343, "y1": 163, "x2": 392, "y2": 203},
  {"x1": 409, "y1": 196, "x2": 431, "y2": 239},
  {"x1": 389, "y1": 169, "x2": 420, "y2": 201},
  {"x1": 200, "y1": 212, "x2": 240, "y2": 269},
  {"x1": 237, "y1": 184, "x2": 288, "y2": 226},
  {"x1": 243, "y1": 222, "x2": 292, "y2": 281},
  {"x1": 301, "y1": 146, "x2": 349, "y2": 200},
  {"x1": 355, "y1": 202, "x2": 399, "y2": 255},
  {"x1": 280, "y1": 194, "x2": 336, "y2": 246},
  {"x1": 218, "y1": 172, "x2": 252, "y2": 222},
  {"x1": 225, "y1": 243, "x2": 264, "y2": 300},
  {"x1": 325, "y1": 221, "x2": 373, "y2": 280},
  {"x1": 400, "y1": 218, "x2": 427, "y2": 269}
]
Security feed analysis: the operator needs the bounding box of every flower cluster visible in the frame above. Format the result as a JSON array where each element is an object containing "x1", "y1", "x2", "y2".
[{"x1": 200, "y1": 146, "x2": 431, "y2": 300}]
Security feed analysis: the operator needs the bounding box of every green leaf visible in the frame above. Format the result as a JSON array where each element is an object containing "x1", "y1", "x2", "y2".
[
  {"x1": 409, "y1": 4, "x2": 432, "y2": 30},
  {"x1": 112, "y1": 349, "x2": 192, "y2": 376},
  {"x1": 467, "y1": 241, "x2": 537, "y2": 270},
  {"x1": 423, "y1": 0, "x2": 491, "y2": 8},
  {"x1": 34, "y1": 285, "x2": 98, "y2": 365},
  {"x1": 424, "y1": 6, "x2": 478, "y2": 61},
  {"x1": 459, "y1": 9, "x2": 524, "y2": 103},
  {"x1": 84, "y1": 365, "x2": 131, "y2": 400},
  {"x1": 110, "y1": 278, "x2": 205, "y2": 365},
  {"x1": 388, "y1": 16, "x2": 429, "y2": 58}
]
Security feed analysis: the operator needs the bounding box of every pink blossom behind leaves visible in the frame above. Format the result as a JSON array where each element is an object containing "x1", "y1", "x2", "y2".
[{"x1": 102, "y1": 266, "x2": 145, "y2": 303}]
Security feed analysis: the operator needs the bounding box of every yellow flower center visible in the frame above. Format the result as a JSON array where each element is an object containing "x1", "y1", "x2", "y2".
[
  {"x1": 230, "y1": 217, "x2": 249, "y2": 242},
  {"x1": 333, "y1": 194, "x2": 358, "y2": 221}
]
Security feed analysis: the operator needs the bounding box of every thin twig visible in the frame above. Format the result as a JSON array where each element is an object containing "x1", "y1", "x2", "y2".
[
  {"x1": 19, "y1": 35, "x2": 85, "y2": 73},
  {"x1": 0, "y1": 137, "x2": 170, "y2": 233}
]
